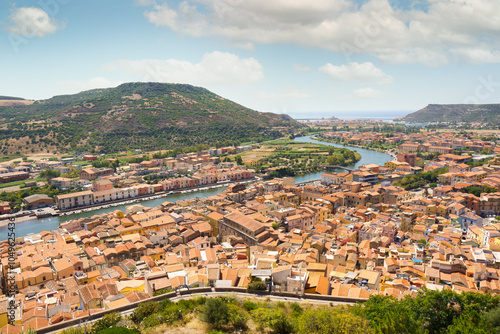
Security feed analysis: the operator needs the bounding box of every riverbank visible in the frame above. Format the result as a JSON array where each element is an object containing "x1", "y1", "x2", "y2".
[
  {"x1": 0, "y1": 136, "x2": 393, "y2": 239},
  {"x1": 57, "y1": 178, "x2": 258, "y2": 218},
  {"x1": 311, "y1": 136, "x2": 397, "y2": 160},
  {"x1": 0, "y1": 213, "x2": 36, "y2": 228},
  {"x1": 240, "y1": 138, "x2": 361, "y2": 176},
  {"x1": 0, "y1": 179, "x2": 256, "y2": 231}
]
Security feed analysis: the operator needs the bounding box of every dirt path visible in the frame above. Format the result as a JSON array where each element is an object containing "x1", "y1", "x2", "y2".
[{"x1": 0, "y1": 185, "x2": 21, "y2": 192}]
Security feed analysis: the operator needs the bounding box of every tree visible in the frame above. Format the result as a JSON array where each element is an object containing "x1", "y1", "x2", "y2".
[
  {"x1": 235, "y1": 155, "x2": 243, "y2": 165},
  {"x1": 40, "y1": 168, "x2": 61, "y2": 181},
  {"x1": 297, "y1": 308, "x2": 370, "y2": 334},
  {"x1": 97, "y1": 328, "x2": 138, "y2": 334},
  {"x1": 465, "y1": 186, "x2": 483, "y2": 197},
  {"x1": 130, "y1": 301, "x2": 158, "y2": 325},
  {"x1": 227, "y1": 303, "x2": 248, "y2": 331},
  {"x1": 484, "y1": 306, "x2": 500, "y2": 333},
  {"x1": 248, "y1": 281, "x2": 267, "y2": 291},
  {"x1": 406, "y1": 289, "x2": 462, "y2": 334},
  {"x1": 91, "y1": 312, "x2": 122, "y2": 334},
  {"x1": 270, "y1": 167, "x2": 295, "y2": 178},
  {"x1": 353, "y1": 295, "x2": 424, "y2": 334},
  {"x1": 251, "y1": 308, "x2": 295, "y2": 334},
  {"x1": 446, "y1": 310, "x2": 490, "y2": 334},
  {"x1": 200, "y1": 298, "x2": 229, "y2": 329}
]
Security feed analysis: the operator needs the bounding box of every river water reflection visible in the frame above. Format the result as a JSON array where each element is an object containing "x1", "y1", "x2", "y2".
[{"x1": 1, "y1": 136, "x2": 392, "y2": 238}]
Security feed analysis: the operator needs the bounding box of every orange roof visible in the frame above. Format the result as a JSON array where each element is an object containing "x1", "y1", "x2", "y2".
[
  {"x1": 316, "y1": 276, "x2": 330, "y2": 295},
  {"x1": 0, "y1": 325, "x2": 23, "y2": 334},
  {"x1": 23, "y1": 318, "x2": 49, "y2": 331}
]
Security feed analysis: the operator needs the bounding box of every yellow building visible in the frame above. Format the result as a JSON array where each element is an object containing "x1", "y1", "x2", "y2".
[
  {"x1": 316, "y1": 207, "x2": 330, "y2": 224},
  {"x1": 426, "y1": 205, "x2": 437, "y2": 216},
  {"x1": 139, "y1": 220, "x2": 159, "y2": 235},
  {"x1": 385, "y1": 160, "x2": 408, "y2": 171},
  {"x1": 489, "y1": 238, "x2": 500, "y2": 253},
  {"x1": 150, "y1": 248, "x2": 165, "y2": 262},
  {"x1": 0, "y1": 299, "x2": 7, "y2": 329},
  {"x1": 117, "y1": 224, "x2": 143, "y2": 236},
  {"x1": 87, "y1": 270, "x2": 102, "y2": 284},
  {"x1": 438, "y1": 173, "x2": 453, "y2": 185},
  {"x1": 437, "y1": 205, "x2": 448, "y2": 217},
  {"x1": 0, "y1": 298, "x2": 22, "y2": 327},
  {"x1": 115, "y1": 279, "x2": 145, "y2": 294},
  {"x1": 206, "y1": 211, "x2": 223, "y2": 236}
]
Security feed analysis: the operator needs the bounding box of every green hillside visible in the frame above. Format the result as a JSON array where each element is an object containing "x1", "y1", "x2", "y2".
[
  {"x1": 0, "y1": 96, "x2": 26, "y2": 100},
  {"x1": 0, "y1": 83, "x2": 300, "y2": 154},
  {"x1": 400, "y1": 104, "x2": 500, "y2": 124}
]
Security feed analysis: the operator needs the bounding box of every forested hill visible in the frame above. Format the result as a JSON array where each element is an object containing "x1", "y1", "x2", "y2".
[
  {"x1": 0, "y1": 82, "x2": 301, "y2": 154},
  {"x1": 0, "y1": 96, "x2": 26, "y2": 100},
  {"x1": 400, "y1": 104, "x2": 500, "y2": 124}
]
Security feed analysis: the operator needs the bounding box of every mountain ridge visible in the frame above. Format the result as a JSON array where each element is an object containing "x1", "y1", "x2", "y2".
[
  {"x1": 400, "y1": 104, "x2": 500, "y2": 124},
  {"x1": 0, "y1": 82, "x2": 300, "y2": 154}
]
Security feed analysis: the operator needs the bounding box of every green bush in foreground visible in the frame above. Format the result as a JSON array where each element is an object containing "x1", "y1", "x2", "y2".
[
  {"x1": 98, "y1": 327, "x2": 138, "y2": 334},
  {"x1": 200, "y1": 298, "x2": 230, "y2": 330},
  {"x1": 65, "y1": 289, "x2": 500, "y2": 334}
]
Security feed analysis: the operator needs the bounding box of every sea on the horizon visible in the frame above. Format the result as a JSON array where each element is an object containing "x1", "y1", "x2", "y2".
[{"x1": 287, "y1": 110, "x2": 410, "y2": 121}]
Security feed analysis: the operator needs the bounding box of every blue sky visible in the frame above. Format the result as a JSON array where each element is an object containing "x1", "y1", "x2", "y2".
[{"x1": 1, "y1": 0, "x2": 499, "y2": 118}]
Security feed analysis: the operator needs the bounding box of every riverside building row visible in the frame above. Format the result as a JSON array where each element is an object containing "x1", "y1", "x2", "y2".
[{"x1": 2, "y1": 172, "x2": 500, "y2": 331}]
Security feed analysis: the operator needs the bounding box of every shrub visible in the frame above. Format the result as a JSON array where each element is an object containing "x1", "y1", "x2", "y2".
[
  {"x1": 228, "y1": 303, "x2": 248, "y2": 331},
  {"x1": 242, "y1": 300, "x2": 258, "y2": 312},
  {"x1": 130, "y1": 301, "x2": 158, "y2": 325},
  {"x1": 290, "y1": 303, "x2": 303, "y2": 317},
  {"x1": 251, "y1": 308, "x2": 295, "y2": 334},
  {"x1": 142, "y1": 313, "x2": 165, "y2": 328},
  {"x1": 158, "y1": 298, "x2": 174, "y2": 312},
  {"x1": 297, "y1": 308, "x2": 370, "y2": 334},
  {"x1": 200, "y1": 298, "x2": 229, "y2": 329},
  {"x1": 91, "y1": 312, "x2": 122, "y2": 334},
  {"x1": 248, "y1": 281, "x2": 267, "y2": 291},
  {"x1": 97, "y1": 328, "x2": 138, "y2": 334}
]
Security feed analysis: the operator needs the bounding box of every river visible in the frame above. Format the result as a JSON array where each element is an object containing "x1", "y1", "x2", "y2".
[
  {"x1": 1, "y1": 136, "x2": 392, "y2": 238},
  {"x1": 292, "y1": 135, "x2": 393, "y2": 183}
]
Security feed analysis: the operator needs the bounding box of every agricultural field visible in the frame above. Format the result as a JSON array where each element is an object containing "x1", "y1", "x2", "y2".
[{"x1": 235, "y1": 139, "x2": 360, "y2": 176}]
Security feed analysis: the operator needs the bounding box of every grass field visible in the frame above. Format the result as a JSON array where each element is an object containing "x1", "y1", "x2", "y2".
[
  {"x1": 0, "y1": 180, "x2": 27, "y2": 189},
  {"x1": 234, "y1": 139, "x2": 360, "y2": 175},
  {"x1": 0, "y1": 154, "x2": 27, "y2": 163},
  {"x1": 239, "y1": 140, "x2": 335, "y2": 162}
]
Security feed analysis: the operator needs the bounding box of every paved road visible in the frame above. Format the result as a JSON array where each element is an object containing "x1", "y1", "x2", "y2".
[
  {"x1": 44, "y1": 291, "x2": 354, "y2": 333},
  {"x1": 170, "y1": 291, "x2": 354, "y2": 306}
]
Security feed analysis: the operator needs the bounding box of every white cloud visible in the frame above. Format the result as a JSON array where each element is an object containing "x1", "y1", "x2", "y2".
[
  {"x1": 135, "y1": 0, "x2": 157, "y2": 6},
  {"x1": 6, "y1": 7, "x2": 62, "y2": 37},
  {"x1": 55, "y1": 77, "x2": 122, "y2": 94},
  {"x1": 320, "y1": 62, "x2": 393, "y2": 85},
  {"x1": 257, "y1": 88, "x2": 311, "y2": 99},
  {"x1": 141, "y1": 0, "x2": 500, "y2": 66},
  {"x1": 349, "y1": 87, "x2": 388, "y2": 99},
  {"x1": 293, "y1": 64, "x2": 310, "y2": 72},
  {"x1": 144, "y1": 2, "x2": 209, "y2": 37},
  {"x1": 451, "y1": 48, "x2": 500, "y2": 64},
  {"x1": 104, "y1": 51, "x2": 263, "y2": 86}
]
